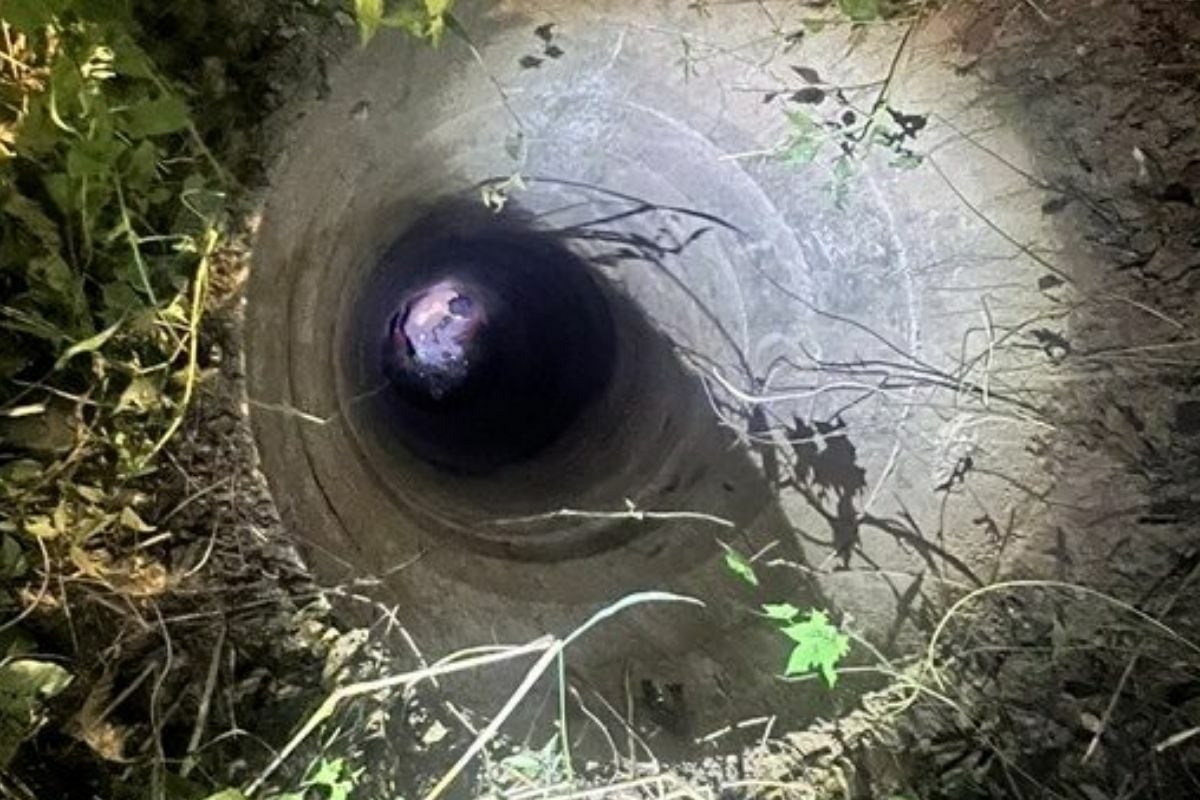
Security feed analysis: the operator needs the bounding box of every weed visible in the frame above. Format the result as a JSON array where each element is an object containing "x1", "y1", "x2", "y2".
[
  {"x1": 0, "y1": 649, "x2": 73, "y2": 764},
  {"x1": 0, "y1": 0, "x2": 457, "y2": 786},
  {"x1": 721, "y1": 542, "x2": 760, "y2": 587},
  {"x1": 0, "y1": 1, "x2": 226, "y2": 768},
  {"x1": 723, "y1": 3, "x2": 932, "y2": 207},
  {"x1": 488, "y1": 737, "x2": 566, "y2": 791},
  {"x1": 721, "y1": 546, "x2": 852, "y2": 685},
  {"x1": 274, "y1": 755, "x2": 363, "y2": 800},
  {"x1": 351, "y1": 0, "x2": 456, "y2": 46},
  {"x1": 774, "y1": 607, "x2": 852, "y2": 687}
]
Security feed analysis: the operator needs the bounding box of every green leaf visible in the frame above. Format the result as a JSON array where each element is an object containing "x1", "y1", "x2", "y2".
[
  {"x1": 101, "y1": 281, "x2": 144, "y2": 320},
  {"x1": 354, "y1": 0, "x2": 384, "y2": 45},
  {"x1": 55, "y1": 319, "x2": 122, "y2": 369},
  {"x1": 115, "y1": 375, "x2": 162, "y2": 414},
  {"x1": 0, "y1": 658, "x2": 73, "y2": 767},
  {"x1": 381, "y1": 7, "x2": 431, "y2": 38},
  {"x1": 112, "y1": 43, "x2": 156, "y2": 79},
  {"x1": 499, "y1": 751, "x2": 543, "y2": 780},
  {"x1": 722, "y1": 547, "x2": 759, "y2": 586},
  {"x1": 781, "y1": 137, "x2": 821, "y2": 166},
  {"x1": 761, "y1": 602, "x2": 800, "y2": 622},
  {"x1": 75, "y1": 0, "x2": 135, "y2": 26},
  {"x1": 3, "y1": 193, "x2": 63, "y2": 252},
  {"x1": 42, "y1": 173, "x2": 73, "y2": 215},
  {"x1": 781, "y1": 610, "x2": 850, "y2": 687},
  {"x1": 1, "y1": 306, "x2": 69, "y2": 344},
  {"x1": 67, "y1": 139, "x2": 119, "y2": 180},
  {"x1": 838, "y1": 0, "x2": 882, "y2": 22},
  {"x1": 28, "y1": 255, "x2": 84, "y2": 309},
  {"x1": 308, "y1": 757, "x2": 345, "y2": 785},
  {"x1": 119, "y1": 507, "x2": 156, "y2": 533},
  {"x1": 160, "y1": 770, "x2": 210, "y2": 800},
  {"x1": 424, "y1": 0, "x2": 454, "y2": 42},
  {"x1": 23, "y1": 516, "x2": 60, "y2": 541},
  {"x1": 199, "y1": 791, "x2": 247, "y2": 800},
  {"x1": 121, "y1": 95, "x2": 191, "y2": 138},
  {"x1": 889, "y1": 152, "x2": 924, "y2": 170},
  {"x1": 0, "y1": 460, "x2": 42, "y2": 486},
  {"x1": 0, "y1": 537, "x2": 28, "y2": 581},
  {"x1": 780, "y1": 110, "x2": 822, "y2": 165},
  {"x1": 124, "y1": 140, "x2": 161, "y2": 187},
  {"x1": 1, "y1": 0, "x2": 68, "y2": 33},
  {"x1": 303, "y1": 757, "x2": 359, "y2": 800}
]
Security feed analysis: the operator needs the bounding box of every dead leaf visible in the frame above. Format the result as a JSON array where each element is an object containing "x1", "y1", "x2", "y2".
[
  {"x1": 113, "y1": 556, "x2": 171, "y2": 598},
  {"x1": 69, "y1": 670, "x2": 131, "y2": 763}
]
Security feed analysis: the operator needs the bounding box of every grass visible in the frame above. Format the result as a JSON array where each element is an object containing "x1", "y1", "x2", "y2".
[
  {"x1": 0, "y1": 0, "x2": 451, "y2": 794},
  {"x1": 0, "y1": 1, "x2": 227, "y2": 771},
  {"x1": 230, "y1": 566, "x2": 1200, "y2": 799}
]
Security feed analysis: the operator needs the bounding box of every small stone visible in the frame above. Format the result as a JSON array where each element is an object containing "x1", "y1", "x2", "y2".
[{"x1": 421, "y1": 720, "x2": 449, "y2": 746}]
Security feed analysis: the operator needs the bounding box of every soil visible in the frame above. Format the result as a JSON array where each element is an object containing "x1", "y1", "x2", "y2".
[{"x1": 10, "y1": 0, "x2": 1200, "y2": 798}]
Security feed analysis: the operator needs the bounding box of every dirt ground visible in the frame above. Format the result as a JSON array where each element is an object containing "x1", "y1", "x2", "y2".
[{"x1": 12, "y1": 0, "x2": 1200, "y2": 798}]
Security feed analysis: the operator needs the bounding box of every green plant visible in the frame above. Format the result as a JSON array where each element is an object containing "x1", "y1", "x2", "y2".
[
  {"x1": 764, "y1": 604, "x2": 851, "y2": 687},
  {"x1": 721, "y1": 547, "x2": 851, "y2": 685},
  {"x1": 839, "y1": 0, "x2": 883, "y2": 22},
  {"x1": 489, "y1": 738, "x2": 566, "y2": 790},
  {"x1": 739, "y1": 1, "x2": 931, "y2": 208},
  {"x1": 0, "y1": 0, "x2": 224, "y2": 769},
  {"x1": 275, "y1": 756, "x2": 363, "y2": 800},
  {"x1": 351, "y1": 0, "x2": 457, "y2": 46},
  {"x1": 773, "y1": 100, "x2": 925, "y2": 209},
  {"x1": 721, "y1": 542, "x2": 760, "y2": 586},
  {"x1": 0, "y1": 645, "x2": 74, "y2": 765}
]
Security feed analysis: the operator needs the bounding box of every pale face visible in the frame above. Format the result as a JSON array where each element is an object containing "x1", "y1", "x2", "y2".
[{"x1": 391, "y1": 279, "x2": 487, "y2": 398}]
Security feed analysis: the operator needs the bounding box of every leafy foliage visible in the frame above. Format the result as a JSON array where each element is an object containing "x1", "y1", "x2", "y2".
[
  {"x1": 0, "y1": 0, "x2": 224, "y2": 765},
  {"x1": 719, "y1": 552, "x2": 850, "y2": 686},
  {"x1": 352, "y1": 0, "x2": 457, "y2": 46},
  {"x1": 1, "y1": 2, "x2": 223, "y2": 421},
  {"x1": 774, "y1": 99, "x2": 926, "y2": 208},
  {"x1": 757, "y1": 604, "x2": 851, "y2": 686},
  {"x1": 760, "y1": 0, "x2": 930, "y2": 208},
  {"x1": 0, "y1": 655, "x2": 74, "y2": 766},
  {"x1": 761, "y1": 602, "x2": 802, "y2": 621},
  {"x1": 721, "y1": 543, "x2": 759, "y2": 586},
  {"x1": 839, "y1": 0, "x2": 883, "y2": 22},
  {"x1": 778, "y1": 608, "x2": 851, "y2": 686},
  {"x1": 490, "y1": 738, "x2": 567, "y2": 790},
  {"x1": 781, "y1": 110, "x2": 823, "y2": 165},
  {"x1": 274, "y1": 756, "x2": 363, "y2": 800}
]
